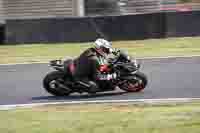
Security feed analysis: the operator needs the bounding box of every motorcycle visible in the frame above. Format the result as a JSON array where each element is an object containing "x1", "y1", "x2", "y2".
[{"x1": 43, "y1": 50, "x2": 148, "y2": 96}]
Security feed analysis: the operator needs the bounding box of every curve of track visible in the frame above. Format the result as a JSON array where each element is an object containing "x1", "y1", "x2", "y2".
[{"x1": 0, "y1": 57, "x2": 200, "y2": 105}]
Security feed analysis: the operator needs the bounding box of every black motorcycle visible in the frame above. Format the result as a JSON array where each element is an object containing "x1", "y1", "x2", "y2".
[{"x1": 43, "y1": 50, "x2": 148, "y2": 96}]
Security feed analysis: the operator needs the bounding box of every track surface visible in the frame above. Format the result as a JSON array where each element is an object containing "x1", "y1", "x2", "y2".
[{"x1": 0, "y1": 57, "x2": 200, "y2": 105}]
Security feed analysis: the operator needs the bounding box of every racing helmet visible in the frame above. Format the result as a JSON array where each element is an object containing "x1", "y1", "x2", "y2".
[{"x1": 94, "y1": 38, "x2": 113, "y2": 55}]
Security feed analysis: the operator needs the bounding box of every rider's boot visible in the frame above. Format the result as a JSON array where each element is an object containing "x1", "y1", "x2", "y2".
[{"x1": 75, "y1": 80, "x2": 100, "y2": 94}]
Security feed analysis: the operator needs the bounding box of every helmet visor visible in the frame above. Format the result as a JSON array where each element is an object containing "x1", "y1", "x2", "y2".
[{"x1": 101, "y1": 47, "x2": 111, "y2": 54}]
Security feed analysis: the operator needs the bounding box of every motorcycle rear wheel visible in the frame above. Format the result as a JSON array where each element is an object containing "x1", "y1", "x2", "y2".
[
  {"x1": 43, "y1": 71, "x2": 71, "y2": 96},
  {"x1": 119, "y1": 72, "x2": 148, "y2": 92}
]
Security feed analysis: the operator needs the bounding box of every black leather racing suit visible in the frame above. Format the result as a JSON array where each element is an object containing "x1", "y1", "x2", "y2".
[{"x1": 73, "y1": 48, "x2": 116, "y2": 93}]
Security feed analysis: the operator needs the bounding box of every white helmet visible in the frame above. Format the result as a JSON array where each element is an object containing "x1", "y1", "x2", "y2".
[{"x1": 94, "y1": 38, "x2": 113, "y2": 54}]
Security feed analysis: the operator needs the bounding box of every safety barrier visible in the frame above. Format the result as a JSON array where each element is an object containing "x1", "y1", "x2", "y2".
[{"x1": 5, "y1": 11, "x2": 200, "y2": 44}]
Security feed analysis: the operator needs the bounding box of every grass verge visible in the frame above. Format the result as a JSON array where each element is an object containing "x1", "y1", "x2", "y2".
[
  {"x1": 0, "y1": 102, "x2": 200, "y2": 133},
  {"x1": 0, "y1": 37, "x2": 200, "y2": 64}
]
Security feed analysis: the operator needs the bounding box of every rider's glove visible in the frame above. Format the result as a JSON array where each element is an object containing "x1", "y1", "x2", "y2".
[{"x1": 112, "y1": 48, "x2": 120, "y2": 56}]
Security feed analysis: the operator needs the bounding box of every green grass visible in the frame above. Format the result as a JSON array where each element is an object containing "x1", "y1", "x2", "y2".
[
  {"x1": 1, "y1": 37, "x2": 200, "y2": 64},
  {"x1": 1, "y1": 102, "x2": 200, "y2": 133}
]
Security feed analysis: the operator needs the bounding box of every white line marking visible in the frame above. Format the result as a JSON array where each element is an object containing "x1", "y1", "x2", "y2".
[
  {"x1": 0, "y1": 55, "x2": 200, "y2": 66},
  {"x1": 1, "y1": 98, "x2": 200, "y2": 110}
]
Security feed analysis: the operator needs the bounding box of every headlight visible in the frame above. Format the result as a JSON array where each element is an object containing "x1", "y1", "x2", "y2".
[
  {"x1": 133, "y1": 59, "x2": 137, "y2": 66},
  {"x1": 133, "y1": 59, "x2": 140, "y2": 69},
  {"x1": 127, "y1": 55, "x2": 131, "y2": 61}
]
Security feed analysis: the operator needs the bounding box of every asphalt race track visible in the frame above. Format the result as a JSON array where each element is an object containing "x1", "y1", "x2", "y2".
[{"x1": 0, "y1": 57, "x2": 200, "y2": 105}]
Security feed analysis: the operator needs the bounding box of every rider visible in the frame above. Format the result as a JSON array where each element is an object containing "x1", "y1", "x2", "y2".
[{"x1": 73, "y1": 38, "x2": 119, "y2": 93}]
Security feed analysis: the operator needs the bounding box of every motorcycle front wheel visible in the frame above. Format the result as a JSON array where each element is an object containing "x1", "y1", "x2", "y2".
[{"x1": 119, "y1": 71, "x2": 148, "y2": 92}]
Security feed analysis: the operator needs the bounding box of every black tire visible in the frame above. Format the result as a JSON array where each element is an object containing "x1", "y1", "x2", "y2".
[
  {"x1": 119, "y1": 71, "x2": 148, "y2": 92},
  {"x1": 43, "y1": 71, "x2": 71, "y2": 96}
]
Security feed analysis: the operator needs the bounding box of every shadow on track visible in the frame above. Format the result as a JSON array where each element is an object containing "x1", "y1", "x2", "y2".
[{"x1": 32, "y1": 91, "x2": 130, "y2": 101}]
